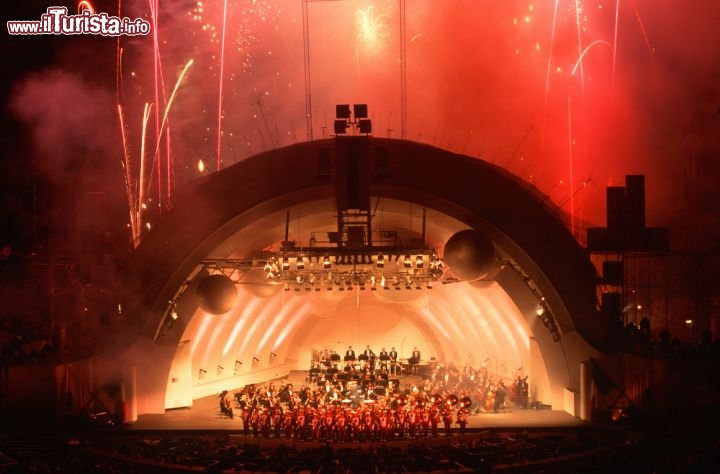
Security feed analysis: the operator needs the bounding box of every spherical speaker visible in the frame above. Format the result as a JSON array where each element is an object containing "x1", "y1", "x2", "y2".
[
  {"x1": 443, "y1": 229, "x2": 495, "y2": 281},
  {"x1": 196, "y1": 274, "x2": 237, "y2": 314}
]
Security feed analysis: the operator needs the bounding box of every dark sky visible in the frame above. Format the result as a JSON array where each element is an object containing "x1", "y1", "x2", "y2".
[{"x1": 2, "y1": 1, "x2": 719, "y2": 254}]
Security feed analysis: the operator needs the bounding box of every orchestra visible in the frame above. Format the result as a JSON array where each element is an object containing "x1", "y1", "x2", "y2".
[{"x1": 216, "y1": 346, "x2": 530, "y2": 443}]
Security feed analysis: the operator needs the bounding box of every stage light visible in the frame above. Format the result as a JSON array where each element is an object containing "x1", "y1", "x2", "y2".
[
  {"x1": 270, "y1": 352, "x2": 277, "y2": 358},
  {"x1": 198, "y1": 368, "x2": 207, "y2": 379},
  {"x1": 334, "y1": 119, "x2": 347, "y2": 134},
  {"x1": 353, "y1": 103, "x2": 368, "y2": 118},
  {"x1": 358, "y1": 119, "x2": 372, "y2": 134},
  {"x1": 336, "y1": 104, "x2": 351, "y2": 119},
  {"x1": 201, "y1": 239, "x2": 447, "y2": 300}
]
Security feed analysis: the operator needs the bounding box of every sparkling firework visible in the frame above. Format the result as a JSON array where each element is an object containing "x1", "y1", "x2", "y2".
[
  {"x1": 355, "y1": 4, "x2": 391, "y2": 52},
  {"x1": 509, "y1": 0, "x2": 657, "y2": 225},
  {"x1": 138, "y1": 102, "x2": 153, "y2": 245},
  {"x1": 117, "y1": 104, "x2": 138, "y2": 245},
  {"x1": 148, "y1": 59, "x2": 195, "y2": 190},
  {"x1": 217, "y1": 0, "x2": 229, "y2": 171},
  {"x1": 77, "y1": 0, "x2": 95, "y2": 14},
  {"x1": 571, "y1": 39, "x2": 613, "y2": 76},
  {"x1": 112, "y1": 0, "x2": 665, "y2": 246}
]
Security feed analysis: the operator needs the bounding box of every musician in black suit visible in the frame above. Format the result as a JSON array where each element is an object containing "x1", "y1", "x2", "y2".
[
  {"x1": 410, "y1": 347, "x2": 421, "y2": 375},
  {"x1": 345, "y1": 346, "x2": 356, "y2": 360},
  {"x1": 389, "y1": 347, "x2": 399, "y2": 375},
  {"x1": 378, "y1": 347, "x2": 389, "y2": 373},
  {"x1": 363, "y1": 345, "x2": 376, "y2": 370}
]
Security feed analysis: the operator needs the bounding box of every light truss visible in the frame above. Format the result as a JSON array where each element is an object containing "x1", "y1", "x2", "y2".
[{"x1": 201, "y1": 246, "x2": 445, "y2": 292}]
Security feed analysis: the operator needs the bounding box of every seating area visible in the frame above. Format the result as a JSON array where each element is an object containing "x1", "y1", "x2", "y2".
[{"x1": 1, "y1": 424, "x2": 716, "y2": 473}]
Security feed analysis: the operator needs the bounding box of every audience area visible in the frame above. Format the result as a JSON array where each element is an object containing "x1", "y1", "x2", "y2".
[{"x1": 1, "y1": 424, "x2": 717, "y2": 473}]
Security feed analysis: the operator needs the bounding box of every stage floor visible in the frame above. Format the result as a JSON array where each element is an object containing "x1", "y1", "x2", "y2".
[{"x1": 123, "y1": 390, "x2": 582, "y2": 433}]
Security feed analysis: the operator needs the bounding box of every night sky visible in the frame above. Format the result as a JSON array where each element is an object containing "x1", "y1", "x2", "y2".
[{"x1": 2, "y1": 1, "x2": 719, "y2": 255}]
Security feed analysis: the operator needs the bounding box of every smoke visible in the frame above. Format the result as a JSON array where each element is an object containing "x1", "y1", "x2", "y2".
[
  {"x1": 9, "y1": 67, "x2": 123, "y2": 249},
  {"x1": 615, "y1": 1, "x2": 720, "y2": 248},
  {"x1": 10, "y1": 69, "x2": 117, "y2": 175},
  {"x1": 5, "y1": 0, "x2": 719, "y2": 250}
]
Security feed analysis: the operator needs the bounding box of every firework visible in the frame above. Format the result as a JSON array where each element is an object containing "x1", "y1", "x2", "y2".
[
  {"x1": 112, "y1": 0, "x2": 661, "y2": 245},
  {"x1": 217, "y1": 0, "x2": 229, "y2": 171},
  {"x1": 77, "y1": 0, "x2": 95, "y2": 14}
]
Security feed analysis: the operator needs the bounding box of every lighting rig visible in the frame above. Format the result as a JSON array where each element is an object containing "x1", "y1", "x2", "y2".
[
  {"x1": 333, "y1": 103, "x2": 372, "y2": 135},
  {"x1": 200, "y1": 104, "x2": 444, "y2": 291},
  {"x1": 510, "y1": 262, "x2": 562, "y2": 342},
  {"x1": 202, "y1": 246, "x2": 444, "y2": 293}
]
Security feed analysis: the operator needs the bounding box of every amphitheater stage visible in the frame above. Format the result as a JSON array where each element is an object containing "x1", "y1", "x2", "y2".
[
  {"x1": 126, "y1": 400, "x2": 580, "y2": 433},
  {"x1": 122, "y1": 371, "x2": 583, "y2": 433}
]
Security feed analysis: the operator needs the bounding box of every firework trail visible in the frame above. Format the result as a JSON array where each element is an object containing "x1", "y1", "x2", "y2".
[{"x1": 217, "y1": 0, "x2": 229, "y2": 171}]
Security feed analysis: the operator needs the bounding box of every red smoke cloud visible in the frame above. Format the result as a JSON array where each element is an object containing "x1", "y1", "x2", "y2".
[{"x1": 7, "y1": 0, "x2": 720, "y2": 250}]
